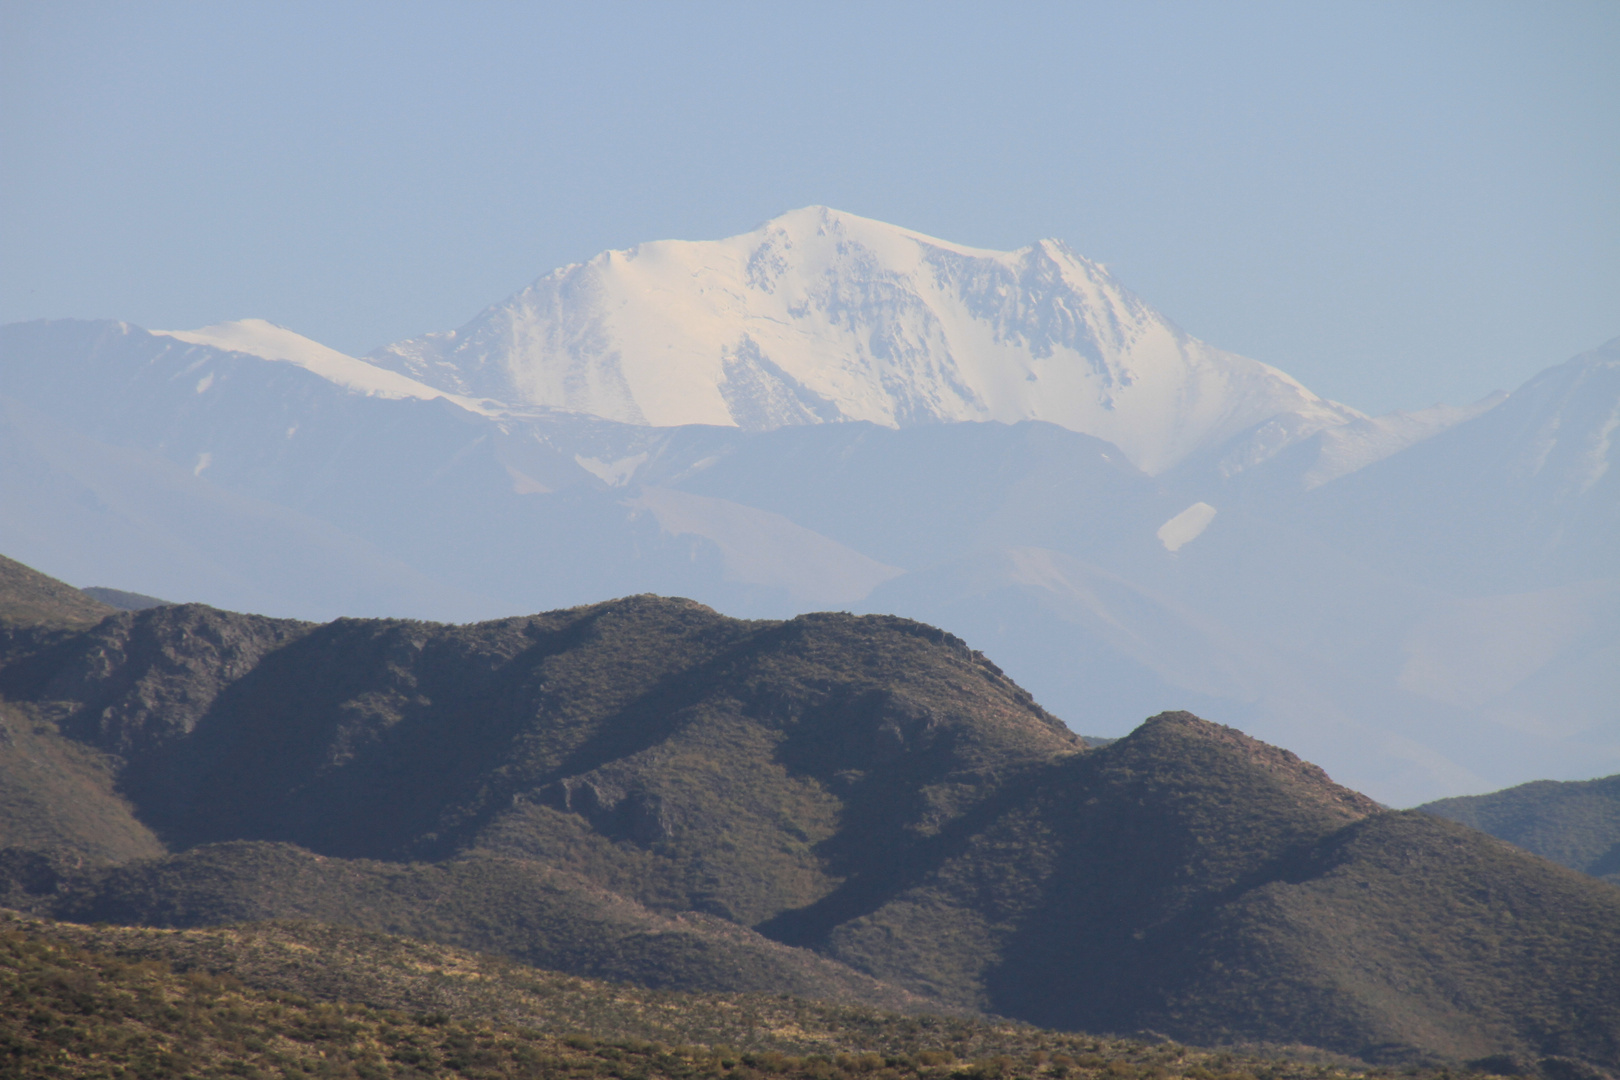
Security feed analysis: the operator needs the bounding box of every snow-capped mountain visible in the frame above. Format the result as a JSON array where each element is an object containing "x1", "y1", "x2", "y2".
[
  {"x1": 370, "y1": 206, "x2": 1360, "y2": 475},
  {"x1": 3, "y1": 209, "x2": 1615, "y2": 805}
]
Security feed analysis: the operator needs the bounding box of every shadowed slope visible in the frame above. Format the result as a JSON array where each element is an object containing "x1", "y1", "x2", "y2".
[{"x1": 778, "y1": 714, "x2": 1620, "y2": 1065}]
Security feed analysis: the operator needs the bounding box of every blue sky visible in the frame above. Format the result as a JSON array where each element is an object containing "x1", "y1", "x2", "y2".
[{"x1": 3, "y1": 0, "x2": 1616, "y2": 415}]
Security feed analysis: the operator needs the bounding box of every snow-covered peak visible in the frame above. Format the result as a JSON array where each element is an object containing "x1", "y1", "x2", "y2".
[
  {"x1": 154, "y1": 319, "x2": 493, "y2": 413},
  {"x1": 370, "y1": 207, "x2": 1359, "y2": 475}
]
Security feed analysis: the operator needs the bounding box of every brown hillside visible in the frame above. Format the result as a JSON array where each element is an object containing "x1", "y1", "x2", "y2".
[{"x1": 0, "y1": 553, "x2": 114, "y2": 629}]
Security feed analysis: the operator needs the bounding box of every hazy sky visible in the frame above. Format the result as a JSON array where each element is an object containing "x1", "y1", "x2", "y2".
[{"x1": 3, "y1": 1, "x2": 1616, "y2": 415}]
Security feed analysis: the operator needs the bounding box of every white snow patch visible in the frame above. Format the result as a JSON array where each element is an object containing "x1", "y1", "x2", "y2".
[
  {"x1": 194, "y1": 373, "x2": 215, "y2": 394},
  {"x1": 1157, "y1": 502, "x2": 1217, "y2": 552},
  {"x1": 153, "y1": 319, "x2": 495, "y2": 415}
]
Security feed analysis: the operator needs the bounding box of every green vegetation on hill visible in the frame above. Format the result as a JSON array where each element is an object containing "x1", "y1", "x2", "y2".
[
  {"x1": 1421, "y1": 776, "x2": 1620, "y2": 886},
  {"x1": 786, "y1": 714, "x2": 1380, "y2": 1015},
  {"x1": 1152, "y1": 810, "x2": 1620, "y2": 1062}
]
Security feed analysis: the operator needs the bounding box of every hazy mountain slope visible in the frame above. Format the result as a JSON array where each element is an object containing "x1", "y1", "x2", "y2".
[
  {"x1": 0, "y1": 320, "x2": 905, "y2": 618},
  {"x1": 371, "y1": 206, "x2": 1359, "y2": 475},
  {"x1": 641, "y1": 419, "x2": 1164, "y2": 572},
  {"x1": 0, "y1": 318, "x2": 473, "y2": 485},
  {"x1": 1421, "y1": 774, "x2": 1620, "y2": 885},
  {"x1": 858, "y1": 548, "x2": 1282, "y2": 737},
  {"x1": 78, "y1": 586, "x2": 170, "y2": 611},
  {"x1": 152, "y1": 316, "x2": 489, "y2": 409},
  {"x1": 1210, "y1": 393, "x2": 1508, "y2": 495},
  {"x1": 0, "y1": 553, "x2": 114, "y2": 630},
  {"x1": 1132, "y1": 343, "x2": 1620, "y2": 777},
  {"x1": 0, "y1": 394, "x2": 495, "y2": 621},
  {"x1": 1386, "y1": 579, "x2": 1620, "y2": 781},
  {"x1": 1297, "y1": 337, "x2": 1620, "y2": 592}
]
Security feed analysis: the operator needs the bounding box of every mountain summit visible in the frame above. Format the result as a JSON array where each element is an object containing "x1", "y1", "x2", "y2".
[{"x1": 369, "y1": 207, "x2": 1358, "y2": 474}]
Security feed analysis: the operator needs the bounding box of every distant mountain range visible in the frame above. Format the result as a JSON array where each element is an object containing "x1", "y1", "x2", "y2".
[
  {"x1": 1, "y1": 208, "x2": 1615, "y2": 805},
  {"x1": 1, "y1": 555, "x2": 1616, "y2": 1071}
]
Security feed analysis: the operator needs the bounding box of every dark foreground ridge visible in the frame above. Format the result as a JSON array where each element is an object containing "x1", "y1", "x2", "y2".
[{"x1": 0, "y1": 554, "x2": 1617, "y2": 1074}]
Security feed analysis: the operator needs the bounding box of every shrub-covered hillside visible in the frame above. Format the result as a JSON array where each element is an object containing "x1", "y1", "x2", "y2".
[
  {"x1": 2, "y1": 556, "x2": 1619, "y2": 1073},
  {"x1": 1, "y1": 910, "x2": 1513, "y2": 1080},
  {"x1": 1422, "y1": 775, "x2": 1620, "y2": 886}
]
